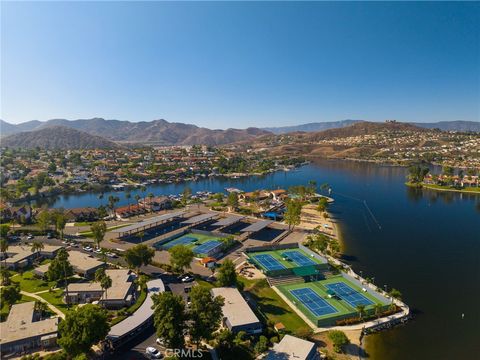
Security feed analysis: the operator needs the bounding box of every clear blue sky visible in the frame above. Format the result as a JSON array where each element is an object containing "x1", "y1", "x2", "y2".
[{"x1": 1, "y1": 1, "x2": 479, "y2": 128}]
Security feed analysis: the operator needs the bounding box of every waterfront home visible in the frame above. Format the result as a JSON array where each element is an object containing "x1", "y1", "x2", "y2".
[
  {"x1": 139, "y1": 196, "x2": 172, "y2": 212},
  {"x1": 67, "y1": 250, "x2": 105, "y2": 278},
  {"x1": 115, "y1": 204, "x2": 147, "y2": 219},
  {"x1": 265, "y1": 335, "x2": 319, "y2": 360},
  {"x1": 0, "y1": 205, "x2": 32, "y2": 223},
  {"x1": 268, "y1": 189, "x2": 288, "y2": 201},
  {"x1": 64, "y1": 269, "x2": 137, "y2": 309},
  {"x1": 0, "y1": 302, "x2": 59, "y2": 355},
  {"x1": 65, "y1": 207, "x2": 99, "y2": 222},
  {"x1": 1, "y1": 245, "x2": 62, "y2": 270},
  {"x1": 210, "y1": 287, "x2": 262, "y2": 335}
]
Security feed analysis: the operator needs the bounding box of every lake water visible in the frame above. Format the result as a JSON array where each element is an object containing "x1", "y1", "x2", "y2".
[{"x1": 45, "y1": 160, "x2": 480, "y2": 359}]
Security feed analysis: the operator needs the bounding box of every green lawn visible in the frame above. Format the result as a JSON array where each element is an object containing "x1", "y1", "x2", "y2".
[
  {"x1": 11, "y1": 271, "x2": 57, "y2": 293},
  {"x1": 0, "y1": 294, "x2": 37, "y2": 322},
  {"x1": 238, "y1": 277, "x2": 311, "y2": 336},
  {"x1": 38, "y1": 289, "x2": 71, "y2": 314}
]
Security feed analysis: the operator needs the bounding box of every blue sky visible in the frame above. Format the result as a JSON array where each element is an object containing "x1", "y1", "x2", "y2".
[{"x1": 1, "y1": 1, "x2": 479, "y2": 128}]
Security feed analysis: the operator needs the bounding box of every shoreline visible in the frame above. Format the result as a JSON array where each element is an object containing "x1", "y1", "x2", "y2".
[{"x1": 405, "y1": 182, "x2": 480, "y2": 195}]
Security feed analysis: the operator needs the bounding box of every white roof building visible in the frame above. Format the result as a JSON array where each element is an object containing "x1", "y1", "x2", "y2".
[{"x1": 266, "y1": 335, "x2": 319, "y2": 360}]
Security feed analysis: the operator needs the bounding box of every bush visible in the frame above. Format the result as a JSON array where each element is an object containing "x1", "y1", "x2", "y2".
[{"x1": 328, "y1": 330, "x2": 350, "y2": 353}]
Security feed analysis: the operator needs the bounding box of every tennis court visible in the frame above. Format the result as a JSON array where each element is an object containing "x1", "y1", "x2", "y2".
[
  {"x1": 290, "y1": 288, "x2": 338, "y2": 317},
  {"x1": 252, "y1": 254, "x2": 286, "y2": 271},
  {"x1": 193, "y1": 240, "x2": 223, "y2": 255},
  {"x1": 325, "y1": 282, "x2": 374, "y2": 308},
  {"x1": 162, "y1": 235, "x2": 197, "y2": 250},
  {"x1": 282, "y1": 250, "x2": 316, "y2": 266}
]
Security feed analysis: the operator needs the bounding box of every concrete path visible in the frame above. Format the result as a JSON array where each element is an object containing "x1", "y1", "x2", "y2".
[{"x1": 20, "y1": 290, "x2": 66, "y2": 319}]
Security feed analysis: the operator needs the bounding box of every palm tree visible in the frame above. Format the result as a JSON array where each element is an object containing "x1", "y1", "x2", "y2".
[
  {"x1": 34, "y1": 300, "x2": 49, "y2": 319},
  {"x1": 31, "y1": 241, "x2": 44, "y2": 262},
  {"x1": 108, "y1": 195, "x2": 120, "y2": 217},
  {"x1": 101, "y1": 274, "x2": 112, "y2": 303},
  {"x1": 0, "y1": 267, "x2": 11, "y2": 286},
  {"x1": 356, "y1": 304, "x2": 366, "y2": 321},
  {"x1": 134, "y1": 194, "x2": 141, "y2": 209},
  {"x1": 140, "y1": 185, "x2": 147, "y2": 210},
  {"x1": 0, "y1": 238, "x2": 9, "y2": 268},
  {"x1": 137, "y1": 231, "x2": 145, "y2": 243},
  {"x1": 374, "y1": 303, "x2": 383, "y2": 319},
  {"x1": 125, "y1": 191, "x2": 132, "y2": 211},
  {"x1": 147, "y1": 193, "x2": 154, "y2": 213}
]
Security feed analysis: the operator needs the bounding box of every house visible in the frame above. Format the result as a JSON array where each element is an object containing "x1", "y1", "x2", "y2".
[
  {"x1": 265, "y1": 335, "x2": 319, "y2": 360},
  {"x1": 67, "y1": 250, "x2": 105, "y2": 278},
  {"x1": 0, "y1": 302, "x2": 59, "y2": 354},
  {"x1": 139, "y1": 196, "x2": 172, "y2": 212},
  {"x1": 210, "y1": 287, "x2": 262, "y2": 335},
  {"x1": 1, "y1": 245, "x2": 62, "y2": 270},
  {"x1": 65, "y1": 207, "x2": 99, "y2": 222},
  {"x1": 115, "y1": 204, "x2": 146, "y2": 219},
  {"x1": 64, "y1": 269, "x2": 137, "y2": 309},
  {"x1": 239, "y1": 190, "x2": 270, "y2": 202},
  {"x1": 268, "y1": 189, "x2": 288, "y2": 201},
  {"x1": 0, "y1": 205, "x2": 32, "y2": 223}
]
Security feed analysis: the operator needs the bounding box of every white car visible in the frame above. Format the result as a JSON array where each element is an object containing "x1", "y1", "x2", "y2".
[
  {"x1": 106, "y1": 252, "x2": 118, "y2": 258},
  {"x1": 146, "y1": 346, "x2": 163, "y2": 359},
  {"x1": 94, "y1": 248, "x2": 103, "y2": 254},
  {"x1": 181, "y1": 275, "x2": 194, "y2": 283},
  {"x1": 27, "y1": 235, "x2": 34, "y2": 240},
  {"x1": 83, "y1": 246, "x2": 93, "y2": 252}
]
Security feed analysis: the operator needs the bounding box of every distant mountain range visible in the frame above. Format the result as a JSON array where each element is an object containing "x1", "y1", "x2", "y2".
[
  {"x1": 263, "y1": 120, "x2": 480, "y2": 134},
  {"x1": 0, "y1": 118, "x2": 271, "y2": 147},
  {"x1": 1, "y1": 117, "x2": 478, "y2": 150},
  {"x1": 1, "y1": 126, "x2": 120, "y2": 150}
]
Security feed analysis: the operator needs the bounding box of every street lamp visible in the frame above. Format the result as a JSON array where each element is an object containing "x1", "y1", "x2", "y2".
[{"x1": 384, "y1": 284, "x2": 388, "y2": 293}]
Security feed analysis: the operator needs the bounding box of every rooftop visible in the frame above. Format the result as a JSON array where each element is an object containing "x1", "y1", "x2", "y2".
[
  {"x1": 4, "y1": 244, "x2": 62, "y2": 265},
  {"x1": 111, "y1": 211, "x2": 186, "y2": 234},
  {"x1": 265, "y1": 334, "x2": 317, "y2": 360},
  {"x1": 0, "y1": 302, "x2": 59, "y2": 345},
  {"x1": 241, "y1": 220, "x2": 273, "y2": 233},
  {"x1": 210, "y1": 287, "x2": 260, "y2": 328},
  {"x1": 68, "y1": 250, "x2": 104, "y2": 272}
]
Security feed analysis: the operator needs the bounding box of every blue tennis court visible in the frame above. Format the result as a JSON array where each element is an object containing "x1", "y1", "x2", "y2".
[
  {"x1": 253, "y1": 254, "x2": 285, "y2": 271},
  {"x1": 163, "y1": 236, "x2": 197, "y2": 250},
  {"x1": 282, "y1": 250, "x2": 316, "y2": 266},
  {"x1": 193, "y1": 240, "x2": 222, "y2": 254},
  {"x1": 290, "y1": 288, "x2": 338, "y2": 317},
  {"x1": 325, "y1": 282, "x2": 374, "y2": 308}
]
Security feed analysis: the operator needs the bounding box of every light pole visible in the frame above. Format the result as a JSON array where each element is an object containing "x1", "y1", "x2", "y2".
[{"x1": 384, "y1": 284, "x2": 388, "y2": 294}]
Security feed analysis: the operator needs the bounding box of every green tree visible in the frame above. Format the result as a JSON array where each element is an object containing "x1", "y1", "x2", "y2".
[
  {"x1": 90, "y1": 221, "x2": 107, "y2": 249},
  {"x1": 284, "y1": 199, "x2": 302, "y2": 231},
  {"x1": 152, "y1": 291, "x2": 187, "y2": 349},
  {"x1": 30, "y1": 241, "x2": 45, "y2": 262},
  {"x1": 0, "y1": 267, "x2": 11, "y2": 286},
  {"x1": 36, "y1": 210, "x2": 51, "y2": 233},
  {"x1": 317, "y1": 197, "x2": 328, "y2": 213},
  {"x1": 374, "y1": 303, "x2": 383, "y2": 319},
  {"x1": 168, "y1": 245, "x2": 194, "y2": 274},
  {"x1": 56, "y1": 213, "x2": 67, "y2": 240},
  {"x1": 124, "y1": 244, "x2": 155, "y2": 273},
  {"x1": 328, "y1": 330, "x2": 350, "y2": 353},
  {"x1": 216, "y1": 259, "x2": 237, "y2": 287},
  {"x1": 181, "y1": 186, "x2": 192, "y2": 206},
  {"x1": 100, "y1": 274, "x2": 112, "y2": 302},
  {"x1": 216, "y1": 328, "x2": 235, "y2": 351},
  {"x1": 0, "y1": 238, "x2": 9, "y2": 268},
  {"x1": 0, "y1": 224, "x2": 10, "y2": 239},
  {"x1": 254, "y1": 335, "x2": 269, "y2": 354},
  {"x1": 407, "y1": 165, "x2": 429, "y2": 184},
  {"x1": 107, "y1": 195, "x2": 120, "y2": 217},
  {"x1": 34, "y1": 300, "x2": 49, "y2": 318},
  {"x1": 0, "y1": 284, "x2": 21, "y2": 309},
  {"x1": 356, "y1": 304, "x2": 366, "y2": 321},
  {"x1": 189, "y1": 285, "x2": 224, "y2": 345},
  {"x1": 47, "y1": 248, "x2": 74, "y2": 283},
  {"x1": 227, "y1": 192, "x2": 239, "y2": 211},
  {"x1": 57, "y1": 304, "x2": 110, "y2": 357}
]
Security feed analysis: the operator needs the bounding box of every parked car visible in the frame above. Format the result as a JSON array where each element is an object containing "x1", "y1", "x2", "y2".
[
  {"x1": 46, "y1": 233, "x2": 53, "y2": 239},
  {"x1": 94, "y1": 248, "x2": 103, "y2": 254},
  {"x1": 180, "y1": 275, "x2": 194, "y2": 283},
  {"x1": 146, "y1": 346, "x2": 163, "y2": 359},
  {"x1": 27, "y1": 234, "x2": 34, "y2": 240},
  {"x1": 83, "y1": 246, "x2": 93, "y2": 252},
  {"x1": 106, "y1": 252, "x2": 118, "y2": 258}
]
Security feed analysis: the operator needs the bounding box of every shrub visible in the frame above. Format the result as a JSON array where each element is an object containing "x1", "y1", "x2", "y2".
[{"x1": 328, "y1": 330, "x2": 350, "y2": 353}]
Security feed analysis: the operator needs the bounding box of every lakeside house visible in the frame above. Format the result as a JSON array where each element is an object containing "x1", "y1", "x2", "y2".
[
  {"x1": 139, "y1": 196, "x2": 172, "y2": 212},
  {"x1": 0, "y1": 302, "x2": 59, "y2": 355},
  {"x1": 265, "y1": 335, "x2": 319, "y2": 360},
  {"x1": 65, "y1": 207, "x2": 99, "y2": 222},
  {"x1": 115, "y1": 204, "x2": 146, "y2": 219},
  {"x1": 0, "y1": 205, "x2": 32, "y2": 223},
  {"x1": 0, "y1": 245, "x2": 62, "y2": 270},
  {"x1": 423, "y1": 174, "x2": 479, "y2": 188},
  {"x1": 65, "y1": 269, "x2": 137, "y2": 309},
  {"x1": 210, "y1": 287, "x2": 262, "y2": 335},
  {"x1": 67, "y1": 250, "x2": 105, "y2": 278}
]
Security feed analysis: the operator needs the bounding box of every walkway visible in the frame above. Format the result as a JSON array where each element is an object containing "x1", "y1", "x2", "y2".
[{"x1": 20, "y1": 290, "x2": 66, "y2": 319}]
